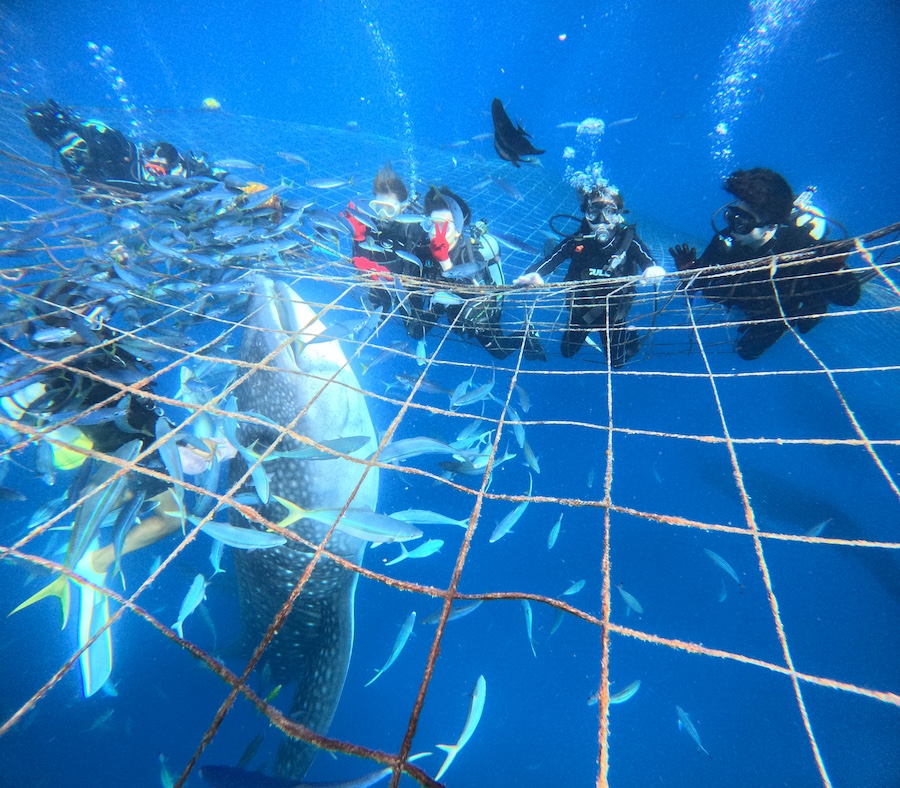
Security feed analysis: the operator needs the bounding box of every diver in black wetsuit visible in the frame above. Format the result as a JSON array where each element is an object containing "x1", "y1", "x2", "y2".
[
  {"x1": 408, "y1": 185, "x2": 545, "y2": 361},
  {"x1": 24, "y1": 99, "x2": 221, "y2": 192},
  {"x1": 669, "y1": 168, "x2": 862, "y2": 360},
  {"x1": 343, "y1": 161, "x2": 429, "y2": 315},
  {"x1": 516, "y1": 186, "x2": 663, "y2": 366}
]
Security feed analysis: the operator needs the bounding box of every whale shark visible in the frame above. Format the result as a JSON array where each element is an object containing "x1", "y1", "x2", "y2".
[{"x1": 229, "y1": 276, "x2": 378, "y2": 779}]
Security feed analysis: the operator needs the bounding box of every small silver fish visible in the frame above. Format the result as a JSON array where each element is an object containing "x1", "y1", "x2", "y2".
[
  {"x1": 676, "y1": 705, "x2": 711, "y2": 757},
  {"x1": 365, "y1": 611, "x2": 416, "y2": 686},
  {"x1": 703, "y1": 548, "x2": 743, "y2": 589},
  {"x1": 490, "y1": 474, "x2": 533, "y2": 543},
  {"x1": 276, "y1": 151, "x2": 310, "y2": 167},
  {"x1": 521, "y1": 599, "x2": 536, "y2": 657},
  {"x1": 385, "y1": 539, "x2": 444, "y2": 566},
  {"x1": 173, "y1": 574, "x2": 207, "y2": 639},
  {"x1": 306, "y1": 176, "x2": 353, "y2": 189},
  {"x1": 616, "y1": 584, "x2": 644, "y2": 616},
  {"x1": 561, "y1": 579, "x2": 585, "y2": 596},
  {"x1": 548, "y1": 514, "x2": 562, "y2": 550}
]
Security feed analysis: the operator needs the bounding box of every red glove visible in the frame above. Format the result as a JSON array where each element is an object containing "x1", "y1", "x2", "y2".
[
  {"x1": 343, "y1": 202, "x2": 368, "y2": 242},
  {"x1": 352, "y1": 256, "x2": 391, "y2": 281},
  {"x1": 430, "y1": 220, "x2": 451, "y2": 262}
]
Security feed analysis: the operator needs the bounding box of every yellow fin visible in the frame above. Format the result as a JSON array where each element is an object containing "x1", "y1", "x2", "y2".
[
  {"x1": 9, "y1": 575, "x2": 71, "y2": 629},
  {"x1": 272, "y1": 495, "x2": 307, "y2": 528}
]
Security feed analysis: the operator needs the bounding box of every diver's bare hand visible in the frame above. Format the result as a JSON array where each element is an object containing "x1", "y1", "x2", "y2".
[
  {"x1": 669, "y1": 244, "x2": 697, "y2": 271},
  {"x1": 513, "y1": 272, "x2": 544, "y2": 287}
]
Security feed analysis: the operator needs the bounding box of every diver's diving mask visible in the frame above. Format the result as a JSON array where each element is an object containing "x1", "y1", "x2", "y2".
[
  {"x1": 370, "y1": 196, "x2": 403, "y2": 221},
  {"x1": 584, "y1": 198, "x2": 621, "y2": 226},
  {"x1": 724, "y1": 205, "x2": 762, "y2": 235}
]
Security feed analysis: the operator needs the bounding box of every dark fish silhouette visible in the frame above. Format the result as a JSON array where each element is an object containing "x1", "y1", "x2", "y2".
[{"x1": 491, "y1": 98, "x2": 545, "y2": 167}]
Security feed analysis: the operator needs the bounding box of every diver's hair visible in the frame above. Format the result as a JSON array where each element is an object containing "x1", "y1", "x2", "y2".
[
  {"x1": 579, "y1": 186, "x2": 625, "y2": 215},
  {"x1": 424, "y1": 185, "x2": 471, "y2": 225},
  {"x1": 724, "y1": 168, "x2": 795, "y2": 225},
  {"x1": 149, "y1": 142, "x2": 180, "y2": 166},
  {"x1": 373, "y1": 161, "x2": 407, "y2": 201}
]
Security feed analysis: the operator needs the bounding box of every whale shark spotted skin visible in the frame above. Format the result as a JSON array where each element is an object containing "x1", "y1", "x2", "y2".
[{"x1": 230, "y1": 276, "x2": 378, "y2": 780}]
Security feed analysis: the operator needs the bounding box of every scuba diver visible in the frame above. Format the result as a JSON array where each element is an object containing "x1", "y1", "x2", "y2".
[
  {"x1": 2, "y1": 298, "x2": 185, "y2": 698},
  {"x1": 24, "y1": 98, "x2": 222, "y2": 191},
  {"x1": 669, "y1": 168, "x2": 862, "y2": 360},
  {"x1": 409, "y1": 185, "x2": 545, "y2": 361},
  {"x1": 343, "y1": 161, "x2": 429, "y2": 316},
  {"x1": 515, "y1": 184, "x2": 664, "y2": 365}
]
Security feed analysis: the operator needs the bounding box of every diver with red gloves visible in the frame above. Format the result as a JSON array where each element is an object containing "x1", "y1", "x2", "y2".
[
  {"x1": 407, "y1": 185, "x2": 545, "y2": 361},
  {"x1": 343, "y1": 161, "x2": 429, "y2": 317}
]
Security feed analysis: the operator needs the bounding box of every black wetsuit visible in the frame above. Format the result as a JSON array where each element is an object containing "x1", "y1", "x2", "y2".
[
  {"x1": 409, "y1": 231, "x2": 544, "y2": 361},
  {"x1": 524, "y1": 221, "x2": 655, "y2": 364},
  {"x1": 685, "y1": 223, "x2": 861, "y2": 360},
  {"x1": 25, "y1": 100, "x2": 218, "y2": 193},
  {"x1": 352, "y1": 216, "x2": 429, "y2": 314}
]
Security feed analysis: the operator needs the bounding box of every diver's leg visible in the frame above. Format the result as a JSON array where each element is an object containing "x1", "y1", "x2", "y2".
[
  {"x1": 89, "y1": 488, "x2": 182, "y2": 574},
  {"x1": 735, "y1": 319, "x2": 788, "y2": 360},
  {"x1": 403, "y1": 293, "x2": 440, "y2": 340},
  {"x1": 561, "y1": 296, "x2": 591, "y2": 358},
  {"x1": 607, "y1": 291, "x2": 639, "y2": 368},
  {"x1": 368, "y1": 286, "x2": 393, "y2": 320},
  {"x1": 475, "y1": 329, "x2": 513, "y2": 360},
  {"x1": 511, "y1": 328, "x2": 547, "y2": 362},
  {"x1": 824, "y1": 269, "x2": 863, "y2": 307},
  {"x1": 608, "y1": 323, "x2": 640, "y2": 368}
]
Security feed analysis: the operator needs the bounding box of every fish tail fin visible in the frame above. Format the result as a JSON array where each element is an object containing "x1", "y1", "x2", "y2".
[
  {"x1": 364, "y1": 669, "x2": 383, "y2": 688},
  {"x1": 9, "y1": 575, "x2": 71, "y2": 628},
  {"x1": 435, "y1": 744, "x2": 459, "y2": 781},
  {"x1": 174, "y1": 621, "x2": 184, "y2": 639},
  {"x1": 385, "y1": 544, "x2": 409, "y2": 567},
  {"x1": 112, "y1": 556, "x2": 126, "y2": 590}
]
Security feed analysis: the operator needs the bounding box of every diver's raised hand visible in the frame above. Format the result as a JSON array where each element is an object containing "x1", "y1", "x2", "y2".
[
  {"x1": 669, "y1": 244, "x2": 697, "y2": 271},
  {"x1": 343, "y1": 202, "x2": 368, "y2": 242},
  {"x1": 430, "y1": 221, "x2": 451, "y2": 262},
  {"x1": 513, "y1": 272, "x2": 544, "y2": 287}
]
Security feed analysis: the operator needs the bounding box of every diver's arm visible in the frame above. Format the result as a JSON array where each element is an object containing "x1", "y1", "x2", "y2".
[
  {"x1": 523, "y1": 237, "x2": 574, "y2": 280},
  {"x1": 89, "y1": 488, "x2": 182, "y2": 575},
  {"x1": 631, "y1": 234, "x2": 657, "y2": 272},
  {"x1": 695, "y1": 235, "x2": 728, "y2": 268}
]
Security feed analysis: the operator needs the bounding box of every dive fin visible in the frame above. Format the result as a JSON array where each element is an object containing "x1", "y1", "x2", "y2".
[
  {"x1": 75, "y1": 543, "x2": 113, "y2": 698},
  {"x1": 9, "y1": 575, "x2": 71, "y2": 629}
]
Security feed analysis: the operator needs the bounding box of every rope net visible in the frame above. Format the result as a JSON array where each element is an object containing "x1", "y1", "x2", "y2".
[{"x1": 1, "y1": 96, "x2": 899, "y2": 787}]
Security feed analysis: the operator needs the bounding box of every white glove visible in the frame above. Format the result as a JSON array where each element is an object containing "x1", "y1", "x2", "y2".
[
  {"x1": 513, "y1": 272, "x2": 545, "y2": 287},
  {"x1": 641, "y1": 265, "x2": 666, "y2": 287}
]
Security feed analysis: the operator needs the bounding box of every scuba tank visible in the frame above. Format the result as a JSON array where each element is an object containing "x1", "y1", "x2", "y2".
[{"x1": 791, "y1": 186, "x2": 847, "y2": 240}]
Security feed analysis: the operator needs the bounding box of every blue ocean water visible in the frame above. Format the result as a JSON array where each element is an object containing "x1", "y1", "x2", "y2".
[{"x1": 0, "y1": 1, "x2": 898, "y2": 787}]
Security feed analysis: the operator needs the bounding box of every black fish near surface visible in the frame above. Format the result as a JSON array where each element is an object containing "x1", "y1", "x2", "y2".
[
  {"x1": 229, "y1": 276, "x2": 378, "y2": 780},
  {"x1": 491, "y1": 97, "x2": 546, "y2": 167}
]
